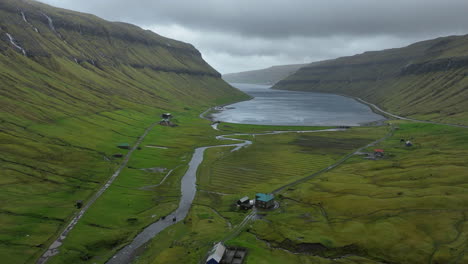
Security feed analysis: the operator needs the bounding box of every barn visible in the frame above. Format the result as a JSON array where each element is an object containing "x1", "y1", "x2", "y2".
[{"x1": 206, "y1": 242, "x2": 226, "y2": 264}]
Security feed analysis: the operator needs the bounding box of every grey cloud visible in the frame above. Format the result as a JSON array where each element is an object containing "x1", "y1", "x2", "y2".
[
  {"x1": 38, "y1": 0, "x2": 468, "y2": 73},
  {"x1": 39, "y1": 0, "x2": 468, "y2": 38}
]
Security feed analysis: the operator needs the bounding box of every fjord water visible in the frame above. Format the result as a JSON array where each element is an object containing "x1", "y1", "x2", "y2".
[{"x1": 212, "y1": 83, "x2": 385, "y2": 126}]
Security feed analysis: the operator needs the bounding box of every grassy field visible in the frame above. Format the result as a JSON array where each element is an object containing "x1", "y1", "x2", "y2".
[
  {"x1": 45, "y1": 110, "x2": 243, "y2": 264},
  {"x1": 135, "y1": 125, "x2": 390, "y2": 264},
  {"x1": 244, "y1": 122, "x2": 468, "y2": 264}
]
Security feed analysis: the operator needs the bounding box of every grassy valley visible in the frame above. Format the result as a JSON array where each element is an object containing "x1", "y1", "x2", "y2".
[
  {"x1": 273, "y1": 35, "x2": 468, "y2": 125},
  {"x1": 135, "y1": 121, "x2": 468, "y2": 264},
  {"x1": 0, "y1": 0, "x2": 247, "y2": 263},
  {"x1": 2, "y1": 1, "x2": 468, "y2": 264}
]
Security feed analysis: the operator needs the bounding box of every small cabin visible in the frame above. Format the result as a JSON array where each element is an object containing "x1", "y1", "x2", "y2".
[
  {"x1": 374, "y1": 149, "x2": 384, "y2": 158},
  {"x1": 75, "y1": 200, "x2": 83, "y2": 209},
  {"x1": 117, "y1": 143, "x2": 130, "y2": 149},
  {"x1": 161, "y1": 113, "x2": 172, "y2": 120},
  {"x1": 405, "y1": 140, "x2": 413, "y2": 147},
  {"x1": 237, "y1": 196, "x2": 253, "y2": 210},
  {"x1": 255, "y1": 193, "x2": 275, "y2": 209},
  {"x1": 206, "y1": 242, "x2": 226, "y2": 264},
  {"x1": 237, "y1": 196, "x2": 249, "y2": 206},
  {"x1": 113, "y1": 153, "x2": 124, "y2": 158}
]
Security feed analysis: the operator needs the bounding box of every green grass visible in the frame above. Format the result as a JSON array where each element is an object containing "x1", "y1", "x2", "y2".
[
  {"x1": 136, "y1": 126, "x2": 389, "y2": 263},
  {"x1": 246, "y1": 122, "x2": 468, "y2": 264},
  {"x1": 0, "y1": 0, "x2": 249, "y2": 262},
  {"x1": 135, "y1": 122, "x2": 468, "y2": 264}
]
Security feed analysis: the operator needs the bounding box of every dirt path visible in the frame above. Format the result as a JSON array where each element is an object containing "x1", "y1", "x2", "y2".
[
  {"x1": 272, "y1": 125, "x2": 395, "y2": 194},
  {"x1": 106, "y1": 127, "x2": 344, "y2": 264},
  {"x1": 37, "y1": 121, "x2": 159, "y2": 264},
  {"x1": 352, "y1": 97, "x2": 468, "y2": 129}
]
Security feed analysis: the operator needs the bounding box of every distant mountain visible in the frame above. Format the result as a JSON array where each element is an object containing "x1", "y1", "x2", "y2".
[
  {"x1": 273, "y1": 34, "x2": 468, "y2": 125},
  {"x1": 223, "y1": 63, "x2": 308, "y2": 85},
  {"x1": 0, "y1": 0, "x2": 247, "y2": 262}
]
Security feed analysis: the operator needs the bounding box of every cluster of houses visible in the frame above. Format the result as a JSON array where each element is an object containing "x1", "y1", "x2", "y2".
[
  {"x1": 236, "y1": 193, "x2": 275, "y2": 210},
  {"x1": 205, "y1": 194, "x2": 276, "y2": 263},
  {"x1": 112, "y1": 113, "x2": 177, "y2": 158},
  {"x1": 365, "y1": 138, "x2": 415, "y2": 160}
]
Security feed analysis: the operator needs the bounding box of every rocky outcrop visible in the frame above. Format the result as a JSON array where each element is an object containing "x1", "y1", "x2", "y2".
[{"x1": 401, "y1": 56, "x2": 468, "y2": 75}]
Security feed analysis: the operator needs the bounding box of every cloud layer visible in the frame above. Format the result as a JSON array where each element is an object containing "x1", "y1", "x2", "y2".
[{"x1": 39, "y1": 0, "x2": 468, "y2": 73}]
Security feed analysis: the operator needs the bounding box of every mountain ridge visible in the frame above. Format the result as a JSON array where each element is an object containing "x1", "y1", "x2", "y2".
[
  {"x1": 222, "y1": 63, "x2": 308, "y2": 85},
  {"x1": 273, "y1": 34, "x2": 468, "y2": 125},
  {"x1": 0, "y1": 1, "x2": 247, "y2": 263}
]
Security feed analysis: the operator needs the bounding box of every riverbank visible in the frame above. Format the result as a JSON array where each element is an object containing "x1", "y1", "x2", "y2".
[
  {"x1": 133, "y1": 124, "x2": 392, "y2": 263},
  {"x1": 108, "y1": 126, "x2": 346, "y2": 264}
]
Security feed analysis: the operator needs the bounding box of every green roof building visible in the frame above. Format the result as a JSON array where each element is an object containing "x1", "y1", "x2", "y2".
[{"x1": 255, "y1": 193, "x2": 275, "y2": 209}]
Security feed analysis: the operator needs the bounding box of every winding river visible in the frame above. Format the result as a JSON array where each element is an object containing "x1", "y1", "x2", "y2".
[
  {"x1": 107, "y1": 127, "x2": 344, "y2": 264},
  {"x1": 107, "y1": 83, "x2": 387, "y2": 263}
]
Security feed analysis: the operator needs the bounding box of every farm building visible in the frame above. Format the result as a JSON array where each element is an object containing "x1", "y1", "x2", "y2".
[
  {"x1": 406, "y1": 140, "x2": 413, "y2": 147},
  {"x1": 206, "y1": 242, "x2": 247, "y2": 264},
  {"x1": 75, "y1": 200, "x2": 83, "y2": 209},
  {"x1": 374, "y1": 149, "x2": 384, "y2": 158},
  {"x1": 255, "y1": 193, "x2": 275, "y2": 209},
  {"x1": 236, "y1": 196, "x2": 253, "y2": 210},
  {"x1": 160, "y1": 113, "x2": 178, "y2": 127},
  {"x1": 113, "y1": 153, "x2": 124, "y2": 158},
  {"x1": 117, "y1": 143, "x2": 130, "y2": 149},
  {"x1": 206, "y1": 242, "x2": 226, "y2": 264},
  {"x1": 162, "y1": 113, "x2": 172, "y2": 119},
  {"x1": 222, "y1": 247, "x2": 247, "y2": 264},
  {"x1": 237, "y1": 196, "x2": 249, "y2": 205}
]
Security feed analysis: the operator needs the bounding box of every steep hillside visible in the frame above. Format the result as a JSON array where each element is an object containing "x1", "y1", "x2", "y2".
[
  {"x1": 0, "y1": 0, "x2": 247, "y2": 263},
  {"x1": 223, "y1": 63, "x2": 307, "y2": 85},
  {"x1": 274, "y1": 35, "x2": 468, "y2": 125}
]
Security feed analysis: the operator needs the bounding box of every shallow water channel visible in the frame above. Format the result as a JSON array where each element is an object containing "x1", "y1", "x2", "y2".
[
  {"x1": 107, "y1": 85, "x2": 385, "y2": 263},
  {"x1": 107, "y1": 128, "x2": 343, "y2": 264}
]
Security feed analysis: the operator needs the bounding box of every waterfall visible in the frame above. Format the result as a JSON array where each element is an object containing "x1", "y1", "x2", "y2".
[{"x1": 5, "y1": 33, "x2": 27, "y2": 56}]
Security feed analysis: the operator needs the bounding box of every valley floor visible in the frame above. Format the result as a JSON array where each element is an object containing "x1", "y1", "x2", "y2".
[
  {"x1": 133, "y1": 120, "x2": 468, "y2": 264},
  {"x1": 5, "y1": 98, "x2": 466, "y2": 264}
]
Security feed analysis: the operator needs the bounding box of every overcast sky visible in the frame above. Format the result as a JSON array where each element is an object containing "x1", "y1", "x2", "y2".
[{"x1": 38, "y1": 0, "x2": 468, "y2": 74}]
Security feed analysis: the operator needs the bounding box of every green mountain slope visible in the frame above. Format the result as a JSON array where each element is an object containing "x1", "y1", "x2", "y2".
[
  {"x1": 0, "y1": 0, "x2": 247, "y2": 263},
  {"x1": 273, "y1": 35, "x2": 468, "y2": 125},
  {"x1": 222, "y1": 63, "x2": 307, "y2": 85}
]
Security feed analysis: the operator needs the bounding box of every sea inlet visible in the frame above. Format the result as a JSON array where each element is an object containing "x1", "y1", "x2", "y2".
[{"x1": 212, "y1": 83, "x2": 385, "y2": 126}]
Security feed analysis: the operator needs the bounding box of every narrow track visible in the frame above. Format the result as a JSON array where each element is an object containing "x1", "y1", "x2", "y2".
[{"x1": 37, "y1": 122, "x2": 159, "y2": 264}]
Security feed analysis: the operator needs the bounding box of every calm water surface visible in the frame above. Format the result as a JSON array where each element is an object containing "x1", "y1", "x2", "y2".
[{"x1": 212, "y1": 83, "x2": 385, "y2": 126}]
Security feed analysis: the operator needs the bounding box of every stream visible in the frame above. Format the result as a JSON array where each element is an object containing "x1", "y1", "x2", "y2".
[{"x1": 106, "y1": 126, "x2": 343, "y2": 264}]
